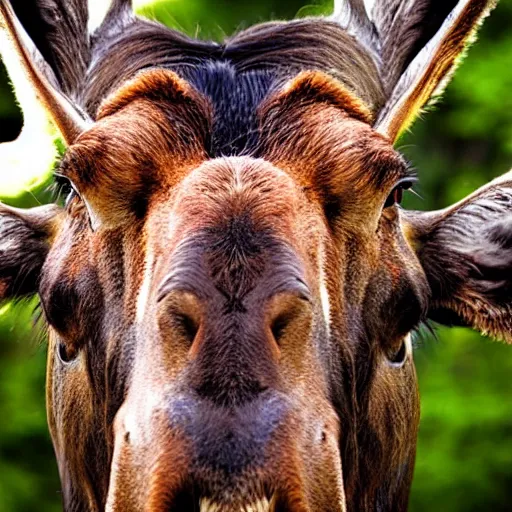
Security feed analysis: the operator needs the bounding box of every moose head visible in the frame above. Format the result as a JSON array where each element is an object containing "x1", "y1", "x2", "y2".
[{"x1": 0, "y1": 0, "x2": 510, "y2": 510}]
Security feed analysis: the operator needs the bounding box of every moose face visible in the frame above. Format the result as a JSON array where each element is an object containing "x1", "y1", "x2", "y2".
[
  {"x1": 38, "y1": 70, "x2": 429, "y2": 510},
  {"x1": 0, "y1": 1, "x2": 510, "y2": 511}
]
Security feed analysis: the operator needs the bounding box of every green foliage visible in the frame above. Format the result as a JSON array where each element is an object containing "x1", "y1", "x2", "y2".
[
  {"x1": 0, "y1": 302, "x2": 58, "y2": 512},
  {"x1": 136, "y1": 0, "x2": 307, "y2": 39},
  {"x1": 401, "y1": 1, "x2": 512, "y2": 211},
  {"x1": 411, "y1": 329, "x2": 512, "y2": 512},
  {"x1": 0, "y1": 1, "x2": 511, "y2": 511}
]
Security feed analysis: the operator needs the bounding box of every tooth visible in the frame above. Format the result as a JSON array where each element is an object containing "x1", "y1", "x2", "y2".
[
  {"x1": 200, "y1": 498, "x2": 271, "y2": 512},
  {"x1": 244, "y1": 498, "x2": 270, "y2": 512},
  {"x1": 200, "y1": 498, "x2": 218, "y2": 512}
]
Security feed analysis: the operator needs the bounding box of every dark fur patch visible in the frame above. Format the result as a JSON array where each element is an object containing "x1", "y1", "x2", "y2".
[
  {"x1": 405, "y1": 185, "x2": 512, "y2": 342},
  {"x1": 0, "y1": 204, "x2": 61, "y2": 300}
]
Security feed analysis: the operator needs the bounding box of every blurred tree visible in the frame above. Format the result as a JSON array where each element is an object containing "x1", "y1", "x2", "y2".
[{"x1": 0, "y1": 1, "x2": 510, "y2": 511}]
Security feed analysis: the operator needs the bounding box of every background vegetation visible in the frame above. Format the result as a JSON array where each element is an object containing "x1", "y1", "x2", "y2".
[{"x1": 0, "y1": 1, "x2": 511, "y2": 511}]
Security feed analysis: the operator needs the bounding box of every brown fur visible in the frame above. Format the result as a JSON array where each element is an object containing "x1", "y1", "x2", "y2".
[
  {"x1": 258, "y1": 72, "x2": 410, "y2": 227},
  {"x1": 59, "y1": 70, "x2": 211, "y2": 227},
  {"x1": 0, "y1": 2, "x2": 509, "y2": 512}
]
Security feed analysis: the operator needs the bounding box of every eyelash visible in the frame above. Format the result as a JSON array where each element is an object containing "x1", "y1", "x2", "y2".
[
  {"x1": 64, "y1": 188, "x2": 78, "y2": 208},
  {"x1": 55, "y1": 174, "x2": 78, "y2": 209}
]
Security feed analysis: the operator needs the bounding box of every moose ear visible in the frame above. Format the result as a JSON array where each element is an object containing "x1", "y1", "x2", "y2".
[
  {"x1": 374, "y1": 0, "x2": 496, "y2": 141},
  {"x1": 0, "y1": 203, "x2": 61, "y2": 301},
  {"x1": 0, "y1": 0, "x2": 90, "y2": 145},
  {"x1": 332, "y1": 0, "x2": 497, "y2": 142},
  {"x1": 404, "y1": 171, "x2": 512, "y2": 342}
]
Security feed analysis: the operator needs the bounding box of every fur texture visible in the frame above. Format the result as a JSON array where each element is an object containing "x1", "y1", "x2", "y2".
[
  {"x1": 0, "y1": 2, "x2": 509, "y2": 512},
  {"x1": 405, "y1": 170, "x2": 512, "y2": 342}
]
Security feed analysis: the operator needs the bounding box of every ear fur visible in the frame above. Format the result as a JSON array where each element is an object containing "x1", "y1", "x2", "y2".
[
  {"x1": 0, "y1": 203, "x2": 62, "y2": 301},
  {"x1": 404, "y1": 170, "x2": 512, "y2": 342},
  {"x1": 332, "y1": 0, "x2": 498, "y2": 142},
  {"x1": 0, "y1": 0, "x2": 91, "y2": 144},
  {"x1": 374, "y1": 0, "x2": 497, "y2": 141}
]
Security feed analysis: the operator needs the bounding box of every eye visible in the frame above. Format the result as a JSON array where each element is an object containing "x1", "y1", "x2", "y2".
[
  {"x1": 384, "y1": 180, "x2": 414, "y2": 208},
  {"x1": 387, "y1": 339, "x2": 408, "y2": 367},
  {"x1": 271, "y1": 312, "x2": 292, "y2": 344},
  {"x1": 57, "y1": 341, "x2": 78, "y2": 364}
]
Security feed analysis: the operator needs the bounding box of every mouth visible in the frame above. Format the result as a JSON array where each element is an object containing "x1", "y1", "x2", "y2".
[
  {"x1": 168, "y1": 484, "x2": 283, "y2": 512},
  {"x1": 162, "y1": 462, "x2": 292, "y2": 512},
  {"x1": 199, "y1": 496, "x2": 272, "y2": 512}
]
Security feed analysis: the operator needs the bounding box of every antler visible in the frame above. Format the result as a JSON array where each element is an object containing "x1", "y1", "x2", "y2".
[{"x1": 0, "y1": 0, "x2": 90, "y2": 145}]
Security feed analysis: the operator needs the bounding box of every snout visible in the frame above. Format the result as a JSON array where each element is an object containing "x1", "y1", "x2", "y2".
[
  {"x1": 104, "y1": 158, "x2": 346, "y2": 510},
  {"x1": 106, "y1": 388, "x2": 345, "y2": 512}
]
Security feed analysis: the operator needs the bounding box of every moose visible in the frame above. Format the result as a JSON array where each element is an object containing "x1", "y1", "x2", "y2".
[{"x1": 0, "y1": 0, "x2": 510, "y2": 510}]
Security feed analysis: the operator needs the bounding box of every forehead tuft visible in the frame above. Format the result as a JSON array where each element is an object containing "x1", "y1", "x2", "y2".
[
  {"x1": 258, "y1": 72, "x2": 408, "y2": 194},
  {"x1": 261, "y1": 71, "x2": 373, "y2": 126},
  {"x1": 96, "y1": 69, "x2": 212, "y2": 121}
]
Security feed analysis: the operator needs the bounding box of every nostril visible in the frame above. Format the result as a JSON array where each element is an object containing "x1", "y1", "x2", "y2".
[
  {"x1": 175, "y1": 312, "x2": 199, "y2": 343},
  {"x1": 270, "y1": 312, "x2": 293, "y2": 345},
  {"x1": 267, "y1": 292, "x2": 311, "y2": 348},
  {"x1": 157, "y1": 291, "x2": 202, "y2": 345}
]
